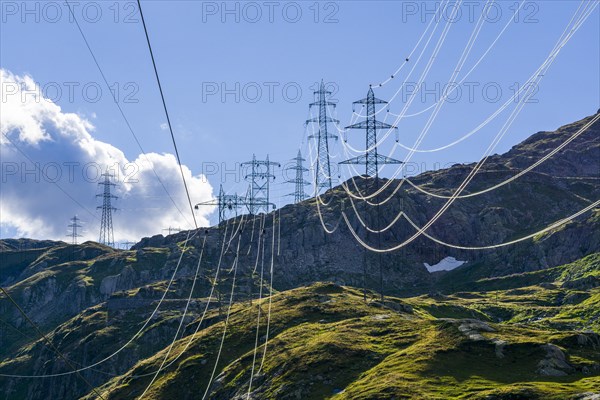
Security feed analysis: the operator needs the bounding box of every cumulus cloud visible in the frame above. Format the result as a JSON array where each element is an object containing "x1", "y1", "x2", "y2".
[{"x1": 0, "y1": 69, "x2": 215, "y2": 244}]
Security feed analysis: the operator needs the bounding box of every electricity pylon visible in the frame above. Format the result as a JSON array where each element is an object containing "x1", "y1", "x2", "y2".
[
  {"x1": 306, "y1": 80, "x2": 338, "y2": 192},
  {"x1": 97, "y1": 172, "x2": 117, "y2": 247},
  {"x1": 121, "y1": 241, "x2": 135, "y2": 250},
  {"x1": 286, "y1": 150, "x2": 310, "y2": 203},
  {"x1": 195, "y1": 184, "x2": 246, "y2": 225},
  {"x1": 339, "y1": 86, "x2": 402, "y2": 178},
  {"x1": 339, "y1": 86, "x2": 404, "y2": 303},
  {"x1": 241, "y1": 154, "x2": 280, "y2": 214},
  {"x1": 162, "y1": 227, "x2": 181, "y2": 235},
  {"x1": 67, "y1": 216, "x2": 82, "y2": 245}
]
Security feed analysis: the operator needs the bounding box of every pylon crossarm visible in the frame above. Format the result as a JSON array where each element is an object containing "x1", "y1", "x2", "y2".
[
  {"x1": 339, "y1": 155, "x2": 368, "y2": 165},
  {"x1": 345, "y1": 121, "x2": 397, "y2": 130},
  {"x1": 308, "y1": 133, "x2": 338, "y2": 140},
  {"x1": 352, "y1": 97, "x2": 388, "y2": 105},
  {"x1": 376, "y1": 155, "x2": 404, "y2": 164},
  {"x1": 309, "y1": 101, "x2": 336, "y2": 108},
  {"x1": 306, "y1": 116, "x2": 339, "y2": 124},
  {"x1": 195, "y1": 200, "x2": 219, "y2": 207}
]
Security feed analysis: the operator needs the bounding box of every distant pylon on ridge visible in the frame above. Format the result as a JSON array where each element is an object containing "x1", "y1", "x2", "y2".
[
  {"x1": 241, "y1": 154, "x2": 280, "y2": 214},
  {"x1": 306, "y1": 80, "x2": 338, "y2": 192},
  {"x1": 339, "y1": 86, "x2": 403, "y2": 179},
  {"x1": 121, "y1": 241, "x2": 135, "y2": 250},
  {"x1": 97, "y1": 172, "x2": 117, "y2": 247},
  {"x1": 162, "y1": 227, "x2": 181, "y2": 236},
  {"x1": 195, "y1": 184, "x2": 246, "y2": 226},
  {"x1": 67, "y1": 215, "x2": 82, "y2": 245},
  {"x1": 286, "y1": 150, "x2": 310, "y2": 203}
]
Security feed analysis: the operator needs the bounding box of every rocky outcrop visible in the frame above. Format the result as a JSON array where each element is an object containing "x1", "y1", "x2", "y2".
[
  {"x1": 457, "y1": 319, "x2": 496, "y2": 341},
  {"x1": 562, "y1": 276, "x2": 600, "y2": 290},
  {"x1": 99, "y1": 265, "x2": 138, "y2": 295},
  {"x1": 572, "y1": 393, "x2": 600, "y2": 400},
  {"x1": 537, "y1": 344, "x2": 573, "y2": 376},
  {"x1": 128, "y1": 112, "x2": 600, "y2": 297}
]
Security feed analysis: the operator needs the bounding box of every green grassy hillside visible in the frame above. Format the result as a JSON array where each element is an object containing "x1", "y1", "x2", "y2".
[{"x1": 83, "y1": 254, "x2": 600, "y2": 400}]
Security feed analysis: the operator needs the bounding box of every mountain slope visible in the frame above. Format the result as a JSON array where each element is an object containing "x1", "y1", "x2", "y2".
[
  {"x1": 85, "y1": 276, "x2": 600, "y2": 400},
  {"x1": 0, "y1": 111, "x2": 599, "y2": 399}
]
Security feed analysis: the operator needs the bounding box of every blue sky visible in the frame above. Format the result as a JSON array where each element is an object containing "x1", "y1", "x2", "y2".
[{"x1": 1, "y1": 0, "x2": 598, "y2": 238}]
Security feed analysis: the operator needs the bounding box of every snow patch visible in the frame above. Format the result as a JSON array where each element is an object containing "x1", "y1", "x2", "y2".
[{"x1": 424, "y1": 257, "x2": 466, "y2": 273}]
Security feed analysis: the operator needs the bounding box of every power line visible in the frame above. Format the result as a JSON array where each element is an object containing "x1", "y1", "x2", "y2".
[
  {"x1": 338, "y1": 0, "x2": 455, "y2": 150},
  {"x1": 257, "y1": 213, "x2": 277, "y2": 373},
  {"x1": 195, "y1": 185, "x2": 245, "y2": 226},
  {"x1": 0, "y1": 228, "x2": 202, "y2": 379},
  {"x1": 318, "y1": 14, "x2": 595, "y2": 252},
  {"x1": 63, "y1": 0, "x2": 192, "y2": 228},
  {"x1": 338, "y1": 0, "x2": 594, "y2": 206},
  {"x1": 345, "y1": 198, "x2": 600, "y2": 252},
  {"x1": 0, "y1": 287, "x2": 106, "y2": 400},
  {"x1": 329, "y1": 0, "x2": 597, "y2": 246},
  {"x1": 136, "y1": 233, "x2": 209, "y2": 398},
  {"x1": 136, "y1": 0, "x2": 198, "y2": 229},
  {"x1": 139, "y1": 217, "x2": 241, "y2": 376},
  {"x1": 341, "y1": 14, "x2": 598, "y2": 252},
  {"x1": 1, "y1": 133, "x2": 97, "y2": 221},
  {"x1": 369, "y1": 0, "x2": 444, "y2": 89},
  {"x1": 247, "y1": 218, "x2": 267, "y2": 397},
  {"x1": 339, "y1": 87, "x2": 403, "y2": 179},
  {"x1": 337, "y1": 86, "x2": 404, "y2": 300},
  {"x1": 241, "y1": 155, "x2": 280, "y2": 215},
  {"x1": 386, "y1": 0, "x2": 525, "y2": 123},
  {"x1": 202, "y1": 224, "x2": 245, "y2": 400},
  {"x1": 337, "y1": 0, "x2": 468, "y2": 199}
]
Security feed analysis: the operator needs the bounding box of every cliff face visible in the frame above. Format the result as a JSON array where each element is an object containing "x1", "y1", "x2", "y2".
[
  {"x1": 0, "y1": 111, "x2": 598, "y2": 399},
  {"x1": 128, "y1": 111, "x2": 600, "y2": 295},
  {"x1": 236, "y1": 111, "x2": 600, "y2": 293}
]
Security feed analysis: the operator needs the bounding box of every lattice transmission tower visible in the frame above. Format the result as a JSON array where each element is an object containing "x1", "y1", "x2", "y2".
[
  {"x1": 339, "y1": 86, "x2": 402, "y2": 178},
  {"x1": 162, "y1": 227, "x2": 181, "y2": 235},
  {"x1": 241, "y1": 154, "x2": 280, "y2": 214},
  {"x1": 306, "y1": 80, "x2": 338, "y2": 192},
  {"x1": 195, "y1": 184, "x2": 246, "y2": 225},
  {"x1": 121, "y1": 241, "x2": 136, "y2": 250},
  {"x1": 97, "y1": 172, "x2": 117, "y2": 247},
  {"x1": 67, "y1": 215, "x2": 82, "y2": 245},
  {"x1": 339, "y1": 86, "x2": 404, "y2": 303},
  {"x1": 286, "y1": 150, "x2": 310, "y2": 203}
]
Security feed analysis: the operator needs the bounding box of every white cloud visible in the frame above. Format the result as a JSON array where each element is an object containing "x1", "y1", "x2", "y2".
[
  {"x1": 0, "y1": 69, "x2": 215, "y2": 244},
  {"x1": 160, "y1": 123, "x2": 168, "y2": 131}
]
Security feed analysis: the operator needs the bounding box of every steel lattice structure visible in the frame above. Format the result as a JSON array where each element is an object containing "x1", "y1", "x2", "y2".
[
  {"x1": 67, "y1": 215, "x2": 82, "y2": 245},
  {"x1": 162, "y1": 227, "x2": 181, "y2": 235},
  {"x1": 306, "y1": 80, "x2": 338, "y2": 191},
  {"x1": 97, "y1": 173, "x2": 117, "y2": 247},
  {"x1": 195, "y1": 184, "x2": 247, "y2": 225},
  {"x1": 286, "y1": 150, "x2": 310, "y2": 203},
  {"x1": 241, "y1": 154, "x2": 280, "y2": 215},
  {"x1": 339, "y1": 87, "x2": 402, "y2": 178}
]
